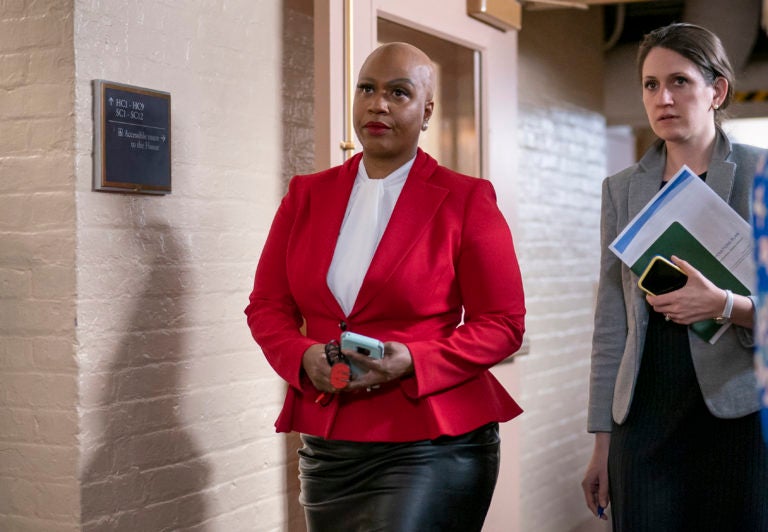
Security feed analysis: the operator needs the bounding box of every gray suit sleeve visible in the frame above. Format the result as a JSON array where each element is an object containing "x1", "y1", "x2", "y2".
[{"x1": 587, "y1": 177, "x2": 629, "y2": 433}]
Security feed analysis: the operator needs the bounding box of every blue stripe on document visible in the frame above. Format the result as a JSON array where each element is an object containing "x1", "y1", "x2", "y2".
[{"x1": 613, "y1": 168, "x2": 694, "y2": 254}]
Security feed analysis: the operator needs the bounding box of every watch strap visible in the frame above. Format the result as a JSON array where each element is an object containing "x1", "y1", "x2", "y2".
[{"x1": 715, "y1": 289, "x2": 733, "y2": 324}]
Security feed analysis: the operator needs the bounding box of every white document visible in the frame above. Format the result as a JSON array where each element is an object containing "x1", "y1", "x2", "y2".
[
  {"x1": 610, "y1": 165, "x2": 755, "y2": 343},
  {"x1": 611, "y1": 164, "x2": 754, "y2": 289}
]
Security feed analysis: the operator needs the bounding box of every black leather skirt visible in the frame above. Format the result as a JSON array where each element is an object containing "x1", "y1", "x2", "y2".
[{"x1": 298, "y1": 423, "x2": 500, "y2": 532}]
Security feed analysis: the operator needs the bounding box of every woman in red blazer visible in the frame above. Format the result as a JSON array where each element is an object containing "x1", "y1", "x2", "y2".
[{"x1": 245, "y1": 42, "x2": 525, "y2": 532}]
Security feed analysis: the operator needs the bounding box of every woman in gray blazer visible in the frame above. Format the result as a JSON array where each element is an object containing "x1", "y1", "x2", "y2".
[{"x1": 581, "y1": 23, "x2": 768, "y2": 531}]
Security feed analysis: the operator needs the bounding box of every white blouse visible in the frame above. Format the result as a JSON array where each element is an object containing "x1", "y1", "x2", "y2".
[{"x1": 327, "y1": 157, "x2": 414, "y2": 315}]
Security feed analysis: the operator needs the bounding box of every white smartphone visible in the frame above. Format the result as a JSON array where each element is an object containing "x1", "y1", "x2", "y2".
[{"x1": 340, "y1": 331, "x2": 384, "y2": 377}]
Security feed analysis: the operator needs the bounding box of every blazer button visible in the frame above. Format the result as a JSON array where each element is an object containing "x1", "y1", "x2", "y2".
[{"x1": 339, "y1": 320, "x2": 347, "y2": 331}]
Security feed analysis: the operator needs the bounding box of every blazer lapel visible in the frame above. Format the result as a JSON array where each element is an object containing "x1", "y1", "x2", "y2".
[
  {"x1": 629, "y1": 129, "x2": 737, "y2": 214},
  {"x1": 704, "y1": 129, "x2": 737, "y2": 204},
  {"x1": 349, "y1": 150, "x2": 447, "y2": 317},
  {"x1": 628, "y1": 140, "x2": 666, "y2": 220},
  {"x1": 310, "y1": 155, "x2": 361, "y2": 317}
]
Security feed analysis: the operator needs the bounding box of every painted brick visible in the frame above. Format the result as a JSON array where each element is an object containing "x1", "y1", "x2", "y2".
[
  {"x1": 0, "y1": 267, "x2": 30, "y2": 298},
  {"x1": 516, "y1": 104, "x2": 605, "y2": 532},
  {"x1": 0, "y1": 12, "x2": 70, "y2": 51},
  {"x1": 0, "y1": 83, "x2": 73, "y2": 119},
  {"x1": 0, "y1": 192, "x2": 74, "y2": 231},
  {"x1": 30, "y1": 263, "x2": 75, "y2": 300},
  {"x1": 0, "y1": 337, "x2": 33, "y2": 371},
  {"x1": 0, "y1": 477, "x2": 78, "y2": 521},
  {"x1": 0, "y1": 298, "x2": 74, "y2": 335},
  {"x1": 0, "y1": 514, "x2": 79, "y2": 532},
  {"x1": 0, "y1": 407, "x2": 76, "y2": 444},
  {"x1": 0, "y1": 441, "x2": 77, "y2": 480},
  {"x1": 0, "y1": 153, "x2": 74, "y2": 193},
  {"x1": 0, "y1": 372, "x2": 77, "y2": 408},
  {"x1": 0, "y1": 116, "x2": 73, "y2": 154},
  {"x1": 0, "y1": 52, "x2": 28, "y2": 88}
]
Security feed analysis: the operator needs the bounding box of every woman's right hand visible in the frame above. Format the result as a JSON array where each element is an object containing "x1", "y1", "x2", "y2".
[
  {"x1": 342, "y1": 341, "x2": 414, "y2": 392},
  {"x1": 581, "y1": 432, "x2": 611, "y2": 520},
  {"x1": 301, "y1": 343, "x2": 335, "y2": 392}
]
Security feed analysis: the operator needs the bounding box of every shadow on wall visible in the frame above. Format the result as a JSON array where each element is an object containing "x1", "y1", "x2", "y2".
[{"x1": 80, "y1": 222, "x2": 211, "y2": 531}]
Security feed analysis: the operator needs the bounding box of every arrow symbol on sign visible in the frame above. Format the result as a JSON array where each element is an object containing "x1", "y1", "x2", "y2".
[
  {"x1": 161, "y1": 135, "x2": 166, "y2": 142},
  {"x1": 108, "y1": 97, "x2": 114, "y2": 106}
]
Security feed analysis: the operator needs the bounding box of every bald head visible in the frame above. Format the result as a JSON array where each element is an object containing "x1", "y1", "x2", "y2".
[
  {"x1": 360, "y1": 42, "x2": 435, "y2": 101},
  {"x1": 353, "y1": 42, "x2": 436, "y2": 176}
]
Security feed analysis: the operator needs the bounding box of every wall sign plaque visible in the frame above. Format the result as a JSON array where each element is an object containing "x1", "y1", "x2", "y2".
[{"x1": 93, "y1": 80, "x2": 171, "y2": 194}]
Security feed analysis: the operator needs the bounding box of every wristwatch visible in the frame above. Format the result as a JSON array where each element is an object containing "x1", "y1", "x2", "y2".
[{"x1": 714, "y1": 289, "x2": 733, "y2": 325}]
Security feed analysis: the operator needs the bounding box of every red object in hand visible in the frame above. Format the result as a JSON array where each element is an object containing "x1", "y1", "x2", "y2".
[{"x1": 330, "y1": 363, "x2": 351, "y2": 389}]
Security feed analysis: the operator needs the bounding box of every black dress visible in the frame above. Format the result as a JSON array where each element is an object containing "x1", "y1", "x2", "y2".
[{"x1": 608, "y1": 309, "x2": 768, "y2": 531}]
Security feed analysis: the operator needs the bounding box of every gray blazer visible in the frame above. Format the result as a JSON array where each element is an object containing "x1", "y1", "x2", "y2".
[{"x1": 588, "y1": 129, "x2": 766, "y2": 433}]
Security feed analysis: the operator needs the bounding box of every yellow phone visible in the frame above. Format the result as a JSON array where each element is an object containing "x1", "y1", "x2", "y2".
[{"x1": 637, "y1": 255, "x2": 688, "y2": 296}]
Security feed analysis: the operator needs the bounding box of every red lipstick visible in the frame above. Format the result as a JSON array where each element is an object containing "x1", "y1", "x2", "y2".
[{"x1": 364, "y1": 121, "x2": 390, "y2": 135}]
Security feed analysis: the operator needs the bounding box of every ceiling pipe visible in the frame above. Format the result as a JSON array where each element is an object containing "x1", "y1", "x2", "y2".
[
  {"x1": 683, "y1": 0, "x2": 761, "y2": 73},
  {"x1": 604, "y1": 0, "x2": 766, "y2": 126},
  {"x1": 603, "y1": 4, "x2": 626, "y2": 52}
]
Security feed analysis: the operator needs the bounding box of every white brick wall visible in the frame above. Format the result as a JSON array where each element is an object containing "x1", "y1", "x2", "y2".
[
  {"x1": 516, "y1": 105, "x2": 605, "y2": 532},
  {"x1": 72, "y1": 0, "x2": 285, "y2": 530},
  {"x1": 0, "y1": 0, "x2": 81, "y2": 529}
]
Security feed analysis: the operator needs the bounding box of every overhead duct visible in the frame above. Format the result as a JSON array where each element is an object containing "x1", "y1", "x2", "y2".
[
  {"x1": 683, "y1": 0, "x2": 761, "y2": 73},
  {"x1": 604, "y1": 0, "x2": 766, "y2": 126}
]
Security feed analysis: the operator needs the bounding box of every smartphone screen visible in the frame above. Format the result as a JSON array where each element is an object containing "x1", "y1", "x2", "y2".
[{"x1": 638, "y1": 257, "x2": 688, "y2": 295}]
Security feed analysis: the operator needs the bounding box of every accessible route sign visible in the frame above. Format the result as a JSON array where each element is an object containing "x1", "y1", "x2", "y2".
[{"x1": 93, "y1": 80, "x2": 171, "y2": 194}]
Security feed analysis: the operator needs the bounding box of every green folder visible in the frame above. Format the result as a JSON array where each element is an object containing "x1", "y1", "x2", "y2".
[{"x1": 631, "y1": 221, "x2": 749, "y2": 342}]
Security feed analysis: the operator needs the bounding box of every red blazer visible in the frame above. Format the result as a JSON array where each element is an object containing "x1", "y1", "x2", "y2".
[{"x1": 245, "y1": 149, "x2": 526, "y2": 442}]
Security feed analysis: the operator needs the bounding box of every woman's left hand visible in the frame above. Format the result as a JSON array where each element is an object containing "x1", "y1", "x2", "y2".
[
  {"x1": 645, "y1": 255, "x2": 726, "y2": 324},
  {"x1": 342, "y1": 341, "x2": 414, "y2": 392}
]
